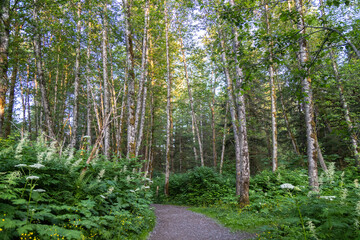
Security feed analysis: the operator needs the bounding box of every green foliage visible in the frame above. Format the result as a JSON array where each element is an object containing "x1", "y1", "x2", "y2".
[
  {"x1": 171, "y1": 166, "x2": 360, "y2": 240},
  {"x1": 0, "y1": 135, "x2": 154, "y2": 240},
  {"x1": 152, "y1": 167, "x2": 235, "y2": 206}
]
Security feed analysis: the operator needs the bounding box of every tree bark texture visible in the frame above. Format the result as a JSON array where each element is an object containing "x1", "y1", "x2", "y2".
[
  {"x1": 4, "y1": 45, "x2": 18, "y2": 138},
  {"x1": 135, "y1": 0, "x2": 149, "y2": 153},
  {"x1": 124, "y1": 0, "x2": 136, "y2": 158},
  {"x1": 219, "y1": 29, "x2": 242, "y2": 199},
  {"x1": 220, "y1": 102, "x2": 229, "y2": 174},
  {"x1": 70, "y1": 2, "x2": 81, "y2": 149},
  {"x1": 135, "y1": 0, "x2": 150, "y2": 157},
  {"x1": 0, "y1": 0, "x2": 10, "y2": 136},
  {"x1": 164, "y1": 1, "x2": 172, "y2": 196},
  {"x1": 86, "y1": 21, "x2": 92, "y2": 151},
  {"x1": 229, "y1": 0, "x2": 250, "y2": 206},
  {"x1": 294, "y1": 0, "x2": 319, "y2": 190},
  {"x1": 263, "y1": 0, "x2": 278, "y2": 172},
  {"x1": 210, "y1": 67, "x2": 217, "y2": 168},
  {"x1": 102, "y1": 4, "x2": 110, "y2": 159}
]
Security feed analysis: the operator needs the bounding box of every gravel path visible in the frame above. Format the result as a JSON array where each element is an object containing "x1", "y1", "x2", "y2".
[{"x1": 148, "y1": 204, "x2": 257, "y2": 240}]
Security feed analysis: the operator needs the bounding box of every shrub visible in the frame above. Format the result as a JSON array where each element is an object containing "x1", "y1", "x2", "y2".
[
  {"x1": 152, "y1": 167, "x2": 235, "y2": 206},
  {"x1": 0, "y1": 134, "x2": 154, "y2": 240}
]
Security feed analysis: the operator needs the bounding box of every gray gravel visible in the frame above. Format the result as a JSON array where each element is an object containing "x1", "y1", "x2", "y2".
[{"x1": 148, "y1": 204, "x2": 257, "y2": 240}]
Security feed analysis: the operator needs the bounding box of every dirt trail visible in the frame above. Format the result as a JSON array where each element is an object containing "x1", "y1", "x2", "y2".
[{"x1": 148, "y1": 204, "x2": 257, "y2": 240}]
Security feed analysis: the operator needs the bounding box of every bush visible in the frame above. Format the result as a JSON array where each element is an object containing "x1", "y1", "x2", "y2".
[
  {"x1": 152, "y1": 167, "x2": 235, "y2": 206},
  {"x1": 0, "y1": 134, "x2": 154, "y2": 240}
]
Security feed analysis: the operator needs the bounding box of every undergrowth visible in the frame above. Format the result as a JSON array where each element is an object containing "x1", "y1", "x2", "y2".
[
  {"x1": 152, "y1": 164, "x2": 360, "y2": 239},
  {"x1": 0, "y1": 134, "x2": 155, "y2": 240}
]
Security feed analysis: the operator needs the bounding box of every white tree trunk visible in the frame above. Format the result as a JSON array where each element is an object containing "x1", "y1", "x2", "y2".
[
  {"x1": 229, "y1": 0, "x2": 250, "y2": 206},
  {"x1": 263, "y1": 1, "x2": 278, "y2": 172},
  {"x1": 70, "y1": 2, "x2": 81, "y2": 149},
  {"x1": 102, "y1": 3, "x2": 110, "y2": 158},
  {"x1": 219, "y1": 29, "x2": 242, "y2": 198},
  {"x1": 220, "y1": 102, "x2": 229, "y2": 174},
  {"x1": 135, "y1": 0, "x2": 150, "y2": 156},
  {"x1": 294, "y1": 0, "x2": 319, "y2": 190},
  {"x1": 124, "y1": 0, "x2": 136, "y2": 158}
]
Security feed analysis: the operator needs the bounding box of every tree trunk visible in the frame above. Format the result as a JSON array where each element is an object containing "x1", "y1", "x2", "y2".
[
  {"x1": 229, "y1": 0, "x2": 250, "y2": 206},
  {"x1": 33, "y1": 0, "x2": 56, "y2": 140},
  {"x1": 263, "y1": 0, "x2": 278, "y2": 172},
  {"x1": 219, "y1": 29, "x2": 242, "y2": 199},
  {"x1": 135, "y1": 0, "x2": 149, "y2": 153},
  {"x1": 179, "y1": 29, "x2": 204, "y2": 166},
  {"x1": 135, "y1": 1, "x2": 150, "y2": 157},
  {"x1": 4, "y1": 53, "x2": 18, "y2": 137},
  {"x1": 220, "y1": 102, "x2": 229, "y2": 174},
  {"x1": 70, "y1": 2, "x2": 81, "y2": 149},
  {"x1": 164, "y1": 0, "x2": 172, "y2": 196},
  {"x1": 0, "y1": 0, "x2": 10, "y2": 137},
  {"x1": 26, "y1": 64, "x2": 31, "y2": 134},
  {"x1": 294, "y1": 0, "x2": 319, "y2": 190},
  {"x1": 124, "y1": 0, "x2": 136, "y2": 158},
  {"x1": 210, "y1": 66, "x2": 217, "y2": 169},
  {"x1": 86, "y1": 21, "x2": 92, "y2": 151}
]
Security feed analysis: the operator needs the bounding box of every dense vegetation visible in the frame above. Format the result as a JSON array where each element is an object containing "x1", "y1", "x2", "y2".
[
  {"x1": 153, "y1": 166, "x2": 360, "y2": 239},
  {"x1": 0, "y1": 137, "x2": 154, "y2": 239},
  {"x1": 0, "y1": 0, "x2": 359, "y2": 239}
]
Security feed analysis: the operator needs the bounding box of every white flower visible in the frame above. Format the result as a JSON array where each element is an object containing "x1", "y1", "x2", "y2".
[
  {"x1": 15, "y1": 164, "x2": 27, "y2": 168},
  {"x1": 129, "y1": 190, "x2": 135, "y2": 193},
  {"x1": 355, "y1": 179, "x2": 359, "y2": 188},
  {"x1": 356, "y1": 201, "x2": 360, "y2": 216},
  {"x1": 29, "y1": 163, "x2": 45, "y2": 169},
  {"x1": 26, "y1": 176, "x2": 40, "y2": 180},
  {"x1": 100, "y1": 195, "x2": 106, "y2": 199},
  {"x1": 341, "y1": 188, "x2": 348, "y2": 201},
  {"x1": 307, "y1": 220, "x2": 318, "y2": 240},
  {"x1": 33, "y1": 189, "x2": 46, "y2": 192},
  {"x1": 107, "y1": 186, "x2": 114, "y2": 195},
  {"x1": 355, "y1": 219, "x2": 359, "y2": 229},
  {"x1": 319, "y1": 196, "x2": 336, "y2": 201},
  {"x1": 280, "y1": 183, "x2": 295, "y2": 189},
  {"x1": 97, "y1": 169, "x2": 106, "y2": 182}
]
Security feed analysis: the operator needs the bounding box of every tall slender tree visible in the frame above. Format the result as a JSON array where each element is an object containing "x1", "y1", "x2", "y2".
[
  {"x1": 0, "y1": 0, "x2": 10, "y2": 136},
  {"x1": 164, "y1": 0, "x2": 172, "y2": 196},
  {"x1": 294, "y1": 0, "x2": 319, "y2": 190},
  {"x1": 70, "y1": 1, "x2": 82, "y2": 149}
]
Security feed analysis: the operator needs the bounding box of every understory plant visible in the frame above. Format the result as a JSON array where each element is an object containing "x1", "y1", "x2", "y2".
[
  {"x1": 152, "y1": 162, "x2": 360, "y2": 239},
  {"x1": 0, "y1": 134, "x2": 155, "y2": 240}
]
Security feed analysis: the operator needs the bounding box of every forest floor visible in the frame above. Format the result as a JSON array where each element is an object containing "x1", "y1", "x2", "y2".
[{"x1": 147, "y1": 204, "x2": 257, "y2": 240}]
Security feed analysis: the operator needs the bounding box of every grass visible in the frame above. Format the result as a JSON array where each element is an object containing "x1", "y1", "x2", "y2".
[{"x1": 189, "y1": 205, "x2": 276, "y2": 234}]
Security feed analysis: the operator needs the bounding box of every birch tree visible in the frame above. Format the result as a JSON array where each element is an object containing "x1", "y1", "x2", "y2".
[
  {"x1": 164, "y1": 0, "x2": 172, "y2": 196},
  {"x1": 0, "y1": 0, "x2": 10, "y2": 136},
  {"x1": 70, "y1": 1, "x2": 82, "y2": 149},
  {"x1": 102, "y1": 3, "x2": 110, "y2": 158},
  {"x1": 294, "y1": 0, "x2": 319, "y2": 190},
  {"x1": 124, "y1": 0, "x2": 136, "y2": 158}
]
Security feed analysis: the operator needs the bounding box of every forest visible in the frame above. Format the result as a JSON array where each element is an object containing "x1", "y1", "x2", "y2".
[{"x1": 0, "y1": 0, "x2": 359, "y2": 239}]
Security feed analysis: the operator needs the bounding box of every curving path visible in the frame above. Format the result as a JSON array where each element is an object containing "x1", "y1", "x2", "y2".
[{"x1": 148, "y1": 204, "x2": 257, "y2": 240}]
